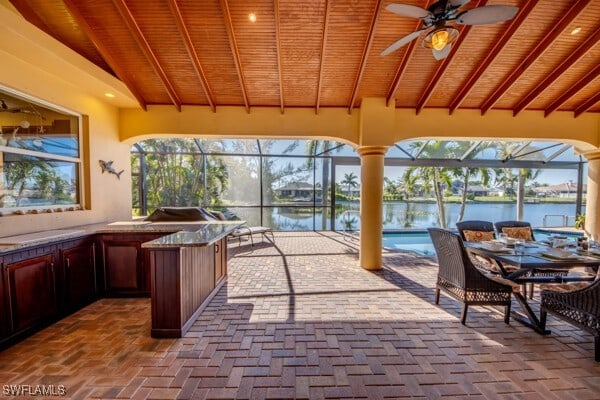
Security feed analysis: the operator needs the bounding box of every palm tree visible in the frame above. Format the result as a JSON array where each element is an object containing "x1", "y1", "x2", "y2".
[
  {"x1": 135, "y1": 139, "x2": 229, "y2": 212},
  {"x1": 453, "y1": 166, "x2": 491, "y2": 223},
  {"x1": 307, "y1": 140, "x2": 341, "y2": 229},
  {"x1": 449, "y1": 141, "x2": 493, "y2": 223},
  {"x1": 516, "y1": 167, "x2": 541, "y2": 220},
  {"x1": 404, "y1": 165, "x2": 453, "y2": 228},
  {"x1": 341, "y1": 172, "x2": 358, "y2": 199},
  {"x1": 398, "y1": 173, "x2": 417, "y2": 200},
  {"x1": 403, "y1": 141, "x2": 455, "y2": 228},
  {"x1": 493, "y1": 167, "x2": 517, "y2": 200},
  {"x1": 495, "y1": 142, "x2": 542, "y2": 220},
  {"x1": 383, "y1": 177, "x2": 401, "y2": 199}
]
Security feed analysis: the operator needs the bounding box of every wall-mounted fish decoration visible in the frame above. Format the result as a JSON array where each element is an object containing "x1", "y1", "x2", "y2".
[{"x1": 99, "y1": 160, "x2": 124, "y2": 180}]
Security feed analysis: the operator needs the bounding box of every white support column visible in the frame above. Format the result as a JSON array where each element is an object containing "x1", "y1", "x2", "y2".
[{"x1": 584, "y1": 151, "x2": 600, "y2": 240}]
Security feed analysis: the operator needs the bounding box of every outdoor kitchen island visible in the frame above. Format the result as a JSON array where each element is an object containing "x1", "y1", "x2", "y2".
[{"x1": 142, "y1": 222, "x2": 242, "y2": 338}]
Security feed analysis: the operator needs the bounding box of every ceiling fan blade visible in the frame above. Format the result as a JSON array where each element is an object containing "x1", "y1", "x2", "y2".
[
  {"x1": 385, "y1": 3, "x2": 431, "y2": 19},
  {"x1": 456, "y1": 5, "x2": 519, "y2": 25},
  {"x1": 449, "y1": 0, "x2": 471, "y2": 7},
  {"x1": 432, "y1": 45, "x2": 452, "y2": 60},
  {"x1": 381, "y1": 28, "x2": 429, "y2": 56}
]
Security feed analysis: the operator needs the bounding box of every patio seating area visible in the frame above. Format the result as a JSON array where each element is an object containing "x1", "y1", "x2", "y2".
[{"x1": 0, "y1": 232, "x2": 599, "y2": 399}]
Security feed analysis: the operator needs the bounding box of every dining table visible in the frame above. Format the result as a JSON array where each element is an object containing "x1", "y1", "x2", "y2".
[{"x1": 465, "y1": 240, "x2": 600, "y2": 334}]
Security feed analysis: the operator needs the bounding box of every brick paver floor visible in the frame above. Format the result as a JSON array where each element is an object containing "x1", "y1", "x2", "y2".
[{"x1": 0, "y1": 231, "x2": 599, "y2": 399}]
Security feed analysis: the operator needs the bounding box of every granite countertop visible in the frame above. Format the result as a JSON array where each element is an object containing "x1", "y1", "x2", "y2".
[
  {"x1": 141, "y1": 222, "x2": 244, "y2": 248},
  {"x1": 0, "y1": 220, "x2": 245, "y2": 253}
]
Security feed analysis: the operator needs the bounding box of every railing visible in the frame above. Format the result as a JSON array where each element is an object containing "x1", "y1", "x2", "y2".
[
  {"x1": 340, "y1": 210, "x2": 360, "y2": 241},
  {"x1": 542, "y1": 214, "x2": 575, "y2": 227}
]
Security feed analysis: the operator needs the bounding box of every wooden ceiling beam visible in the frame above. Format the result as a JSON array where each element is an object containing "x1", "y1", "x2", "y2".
[
  {"x1": 315, "y1": 0, "x2": 331, "y2": 114},
  {"x1": 416, "y1": 0, "x2": 486, "y2": 115},
  {"x1": 220, "y1": 0, "x2": 250, "y2": 113},
  {"x1": 62, "y1": 0, "x2": 147, "y2": 110},
  {"x1": 544, "y1": 63, "x2": 600, "y2": 117},
  {"x1": 513, "y1": 24, "x2": 600, "y2": 116},
  {"x1": 448, "y1": 0, "x2": 536, "y2": 115},
  {"x1": 480, "y1": 0, "x2": 592, "y2": 115},
  {"x1": 12, "y1": 1, "x2": 53, "y2": 38},
  {"x1": 348, "y1": 0, "x2": 383, "y2": 114},
  {"x1": 274, "y1": 0, "x2": 284, "y2": 114},
  {"x1": 167, "y1": 0, "x2": 215, "y2": 112},
  {"x1": 385, "y1": 0, "x2": 435, "y2": 107},
  {"x1": 574, "y1": 90, "x2": 600, "y2": 117},
  {"x1": 111, "y1": 0, "x2": 181, "y2": 111}
]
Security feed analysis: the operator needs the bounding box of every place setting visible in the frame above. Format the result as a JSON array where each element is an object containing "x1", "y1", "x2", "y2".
[
  {"x1": 476, "y1": 240, "x2": 513, "y2": 253},
  {"x1": 537, "y1": 247, "x2": 583, "y2": 261}
]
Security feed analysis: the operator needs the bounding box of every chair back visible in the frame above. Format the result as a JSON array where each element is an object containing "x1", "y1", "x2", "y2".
[
  {"x1": 494, "y1": 220, "x2": 535, "y2": 241},
  {"x1": 428, "y1": 228, "x2": 475, "y2": 288},
  {"x1": 456, "y1": 220, "x2": 495, "y2": 241}
]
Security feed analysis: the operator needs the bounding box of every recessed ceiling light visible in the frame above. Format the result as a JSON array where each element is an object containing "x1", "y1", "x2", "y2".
[
  {"x1": 571, "y1": 27, "x2": 582, "y2": 35},
  {"x1": 105, "y1": 93, "x2": 116, "y2": 98},
  {"x1": 248, "y1": 12, "x2": 257, "y2": 23}
]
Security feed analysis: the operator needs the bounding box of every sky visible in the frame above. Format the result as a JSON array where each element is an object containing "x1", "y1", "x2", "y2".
[{"x1": 335, "y1": 164, "x2": 582, "y2": 187}]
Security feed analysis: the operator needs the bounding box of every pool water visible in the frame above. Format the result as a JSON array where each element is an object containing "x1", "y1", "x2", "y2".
[{"x1": 382, "y1": 229, "x2": 582, "y2": 256}]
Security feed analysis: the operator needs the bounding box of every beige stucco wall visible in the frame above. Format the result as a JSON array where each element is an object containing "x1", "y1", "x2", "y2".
[
  {"x1": 120, "y1": 100, "x2": 600, "y2": 152},
  {"x1": 0, "y1": 3, "x2": 136, "y2": 236}
]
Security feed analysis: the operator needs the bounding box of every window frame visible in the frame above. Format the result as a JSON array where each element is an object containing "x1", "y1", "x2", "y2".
[{"x1": 0, "y1": 86, "x2": 83, "y2": 215}]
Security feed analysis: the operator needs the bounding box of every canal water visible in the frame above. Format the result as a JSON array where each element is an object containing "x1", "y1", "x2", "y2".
[{"x1": 254, "y1": 201, "x2": 582, "y2": 231}]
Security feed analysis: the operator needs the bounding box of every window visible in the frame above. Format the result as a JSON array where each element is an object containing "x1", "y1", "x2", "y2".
[{"x1": 0, "y1": 87, "x2": 81, "y2": 214}]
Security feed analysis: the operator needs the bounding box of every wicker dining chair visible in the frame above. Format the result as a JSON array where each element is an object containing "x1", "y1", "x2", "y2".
[
  {"x1": 540, "y1": 279, "x2": 600, "y2": 361},
  {"x1": 428, "y1": 228, "x2": 514, "y2": 325},
  {"x1": 494, "y1": 220, "x2": 569, "y2": 298},
  {"x1": 494, "y1": 220, "x2": 537, "y2": 241},
  {"x1": 455, "y1": 220, "x2": 504, "y2": 274},
  {"x1": 456, "y1": 220, "x2": 496, "y2": 242}
]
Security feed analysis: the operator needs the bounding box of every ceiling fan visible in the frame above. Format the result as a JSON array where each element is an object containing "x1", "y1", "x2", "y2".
[{"x1": 381, "y1": 0, "x2": 519, "y2": 60}]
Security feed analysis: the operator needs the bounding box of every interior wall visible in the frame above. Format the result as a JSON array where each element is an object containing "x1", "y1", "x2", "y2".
[{"x1": 0, "y1": 3, "x2": 136, "y2": 237}]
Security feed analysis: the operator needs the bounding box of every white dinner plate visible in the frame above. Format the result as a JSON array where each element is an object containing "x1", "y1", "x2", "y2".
[
  {"x1": 479, "y1": 244, "x2": 510, "y2": 253},
  {"x1": 540, "y1": 251, "x2": 581, "y2": 260}
]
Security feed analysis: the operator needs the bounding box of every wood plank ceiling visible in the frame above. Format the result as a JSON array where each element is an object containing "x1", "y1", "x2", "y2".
[{"x1": 10, "y1": 0, "x2": 600, "y2": 116}]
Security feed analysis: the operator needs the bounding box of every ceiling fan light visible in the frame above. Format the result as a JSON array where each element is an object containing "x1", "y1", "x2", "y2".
[
  {"x1": 431, "y1": 30, "x2": 448, "y2": 50},
  {"x1": 423, "y1": 26, "x2": 459, "y2": 51}
]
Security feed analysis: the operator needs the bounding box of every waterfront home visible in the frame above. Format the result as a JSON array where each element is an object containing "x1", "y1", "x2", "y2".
[
  {"x1": 274, "y1": 182, "x2": 315, "y2": 201},
  {"x1": 533, "y1": 182, "x2": 587, "y2": 198}
]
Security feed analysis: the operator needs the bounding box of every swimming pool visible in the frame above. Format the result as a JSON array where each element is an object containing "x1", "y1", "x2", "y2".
[{"x1": 382, "y1": 229, "x2": 583, "y2": 256}]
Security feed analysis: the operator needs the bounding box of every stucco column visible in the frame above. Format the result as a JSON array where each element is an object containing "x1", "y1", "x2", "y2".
[
  {"x1": 584, "y1": 151, "x2": 600, "y2": 240},
  {"x1": 357, "y1": 146, "x2": 387, "y2": 270}
]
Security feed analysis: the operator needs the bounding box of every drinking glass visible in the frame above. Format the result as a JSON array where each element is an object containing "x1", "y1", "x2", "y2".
[{"x1": 513, "y1": 239, "x2": 524, "y2": 254}]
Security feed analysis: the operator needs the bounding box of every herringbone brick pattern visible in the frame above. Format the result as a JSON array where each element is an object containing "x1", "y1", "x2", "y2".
[{"x1": 1, "y1": 231, "x2": 599, "y2": 399}]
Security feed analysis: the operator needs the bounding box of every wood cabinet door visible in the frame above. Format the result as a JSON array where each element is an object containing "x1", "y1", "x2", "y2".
[
  {"x1": 6, "y1": 254, "x2": 57, "y2": 333},
  {"x1": 62, "y1": 241, "x2": 97, "y2": 309},
  {"x1": 102, "y1": 239, "x2": 143, "y2": 294},
  {"x1": 101, "y1": 234, "x2": 166, "y2": 296},
  {"x1": 0, "y1": 266, "x2": 7, "y2": 338}
]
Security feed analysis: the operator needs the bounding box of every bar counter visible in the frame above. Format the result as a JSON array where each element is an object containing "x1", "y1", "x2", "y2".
[
  {"x1": 0, "y1": 221, "x2": 243, "y2": 344},
  {"x1": 142, "y1": 222, "x2": 243, "y2": 338}
]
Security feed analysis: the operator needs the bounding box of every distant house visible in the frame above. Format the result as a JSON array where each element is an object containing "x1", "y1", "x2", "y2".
[
  {"x1": 487, "y1": 188, "x2": 504, "y2": 197},
  {"x1": 275, "y1": 182, "x2": 314, "y2": 200},
  {"x1": 464, "y1": 184, "x2": 491, "y2": 197},
  {"x1": 533, "y1": 181, "x2": 586, "y2": 198},
  {"x1": 346, "y1": 184, "x2": 360, "y2": 198},
  {"x1": 454, "y1": 183, "x2": 500, "y2": 197}
]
